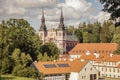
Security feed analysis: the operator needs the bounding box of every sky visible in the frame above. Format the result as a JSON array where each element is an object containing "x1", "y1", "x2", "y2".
[{"x1": 0, "y1": 0, "x2": 110, "y2": 31}]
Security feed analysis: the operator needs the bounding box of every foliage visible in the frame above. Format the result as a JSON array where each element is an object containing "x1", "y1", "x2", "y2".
[
  {"x1": 1, "y1": 75, "x2": 33, "y2": 80},
  {"x1": 40, "y1": 42, "x2": 59, "y2": 58},
  {"x1": 99, "y1": 0, "x2": 120, "y2": 26},
  {"x1": 1, "y1": 57, "x2": 13, "y2": 74},
  {"x1": 0, "y1": 19, "x2": 41, "y2": 60}
]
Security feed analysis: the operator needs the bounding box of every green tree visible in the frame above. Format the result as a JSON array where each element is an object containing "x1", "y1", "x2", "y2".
[
  {"x1": 37, "y1": 52, "x2": 43, "y2": 61},
  {"x1": 11, "y1": 48, "x2": 21, "y2": 65},
  {"x1": 74, "y1": 29, "x2": 83, "y2": 42},
  {"x1": 0, "y1": 19, "x2": 41, "y2": 60},
  {"x1": 99, "y1": 0, "x2": 120, "y2": 26},
  {"x1": 21, "y1": 53, "x2": 33, "y2": 67},
  {"x1": 112, "y1": 27, "x2": 120, "y2": 54},
  {"x1": 100, "y1": 21, "x2": 113, "y2": 42},
  {"x1": 1, "y1": 57, "x2": 13, "y2": 74},
  {"x1": 92, "y1": 21, "x2": 101, "y2": 42},
  {"x1": 40, "y1": 42, "x2": 59, "y2": 58}
]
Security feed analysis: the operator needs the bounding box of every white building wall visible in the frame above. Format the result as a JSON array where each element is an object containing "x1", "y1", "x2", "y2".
[
  {"x1": 69, "y1": 62, "x2": 98, "y2": 80},
  {"x1": 69, "y1": 72, "x2": 78, "y2": 80},
  {"x1": 78, "y1": 62, "x2": 98, "y2": 80}
]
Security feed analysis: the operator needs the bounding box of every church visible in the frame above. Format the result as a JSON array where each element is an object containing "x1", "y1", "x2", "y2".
[{"x1": 38, "y1": 9, "x2": 78, "y2": 54}]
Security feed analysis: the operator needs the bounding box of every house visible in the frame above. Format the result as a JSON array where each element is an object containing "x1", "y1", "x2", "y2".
[
  {"x1": 38, "y1": 9, "x2": 78, "y2": 54},
  {"x1": 31, "y1": 60, "x2": 98, "y2": 80},
  {"x1": 68, "y1": 43, "x2": 120, "y2": 79}
]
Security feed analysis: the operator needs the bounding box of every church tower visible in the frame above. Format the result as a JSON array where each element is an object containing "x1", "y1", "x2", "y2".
[
  {"x1": 39, "y1": 9, "x2": 47, "y2": 44},
  {"x1": 57, "y1": 8, "x2": 66, "y2": 53}
]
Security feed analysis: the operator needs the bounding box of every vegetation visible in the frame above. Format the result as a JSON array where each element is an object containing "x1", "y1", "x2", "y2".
[
  {"x1": 0, "y1": 19, "x2": 59, "y2": 78},
  {"x1": 1, "y1": 75, "x2": 33, "y2": 80},
  {"x1": 99, "y1": 0, "x2": 120, "y2": 26}
]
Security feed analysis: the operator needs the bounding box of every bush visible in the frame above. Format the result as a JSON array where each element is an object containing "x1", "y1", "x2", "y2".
[{"x1": 12, "y1": 65, "x2": 38, "y2": 78}]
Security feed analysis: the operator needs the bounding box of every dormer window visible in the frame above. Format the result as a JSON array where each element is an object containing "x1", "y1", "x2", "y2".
[
  {"x1": 79, "y1": 50, "x2": 81, "y2": 53},
  {"x1": 102, "y1": 50, "x2": 104, "y2": 53}
]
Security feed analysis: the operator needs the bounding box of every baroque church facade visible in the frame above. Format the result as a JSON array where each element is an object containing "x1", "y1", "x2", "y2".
[{"x1": 38, "y1": 9, "x2": 78, "y2": 53}]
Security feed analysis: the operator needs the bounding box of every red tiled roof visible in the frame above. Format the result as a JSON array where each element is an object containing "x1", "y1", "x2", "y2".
[
  {"x1": 69, "y1": 43, "x2": 118, "y2": 55},
  {"x1": 78, "y1": 54, "x2": 120, "y2": 62},
  {"x1": 34, "y1": 60, "x2": 88, "y2": 74}
]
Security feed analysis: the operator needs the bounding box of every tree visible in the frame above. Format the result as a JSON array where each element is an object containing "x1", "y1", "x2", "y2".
[
  {"x1": 40, "y1": 42, "x2": 59, "y2": 58},
  {"x1": 11, "y1": 48, "x2": 21, "y2": 65},
  {"x1": 1, "y1": 57, "x2": 13, "y2": 74},
  {"x1": 99, "y1": 0, "x2": 120, "y2": 26},
  {"x1": 112, "y1": 26, "x2": 120, "y2": 54},
  {"x1": 0, "y1": 19, "x2": 42, "y2": 60},
  {"x1": 74, "y1": 29, "x2": 83, "y2": 42},
  {"x1": 37, "y1": 52, "x2": 43, "y2": 61},
  {"x1": 100, "y1": 21, "x2": 114, "y2": 42}
]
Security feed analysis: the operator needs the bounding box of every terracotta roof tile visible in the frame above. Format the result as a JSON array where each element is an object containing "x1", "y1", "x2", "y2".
[
  {"x1": 34, "y1": 60, "x2": 88, "y2": 74},
  {"x1": 69, "y1": 43, "x2": 118, "y2": 55}
]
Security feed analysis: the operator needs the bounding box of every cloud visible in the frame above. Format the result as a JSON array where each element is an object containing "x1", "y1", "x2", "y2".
[
  {"x1": 0, "y1": 0, "x2": 101, "y2": 31},
  {"x1": 90, "y1": 11, "x2": 110, "y2": 23}
]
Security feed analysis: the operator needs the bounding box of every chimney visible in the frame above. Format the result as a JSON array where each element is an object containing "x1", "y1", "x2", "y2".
[
  {"x1": 110, "y1": 54, "x2": 113, "y2": 57},
  {"x1": 86, "y1": 51, "x2": 91, "y2": 55},
  {"x1": 80, "y1": 59, "x2": 85, "y2": 62}
]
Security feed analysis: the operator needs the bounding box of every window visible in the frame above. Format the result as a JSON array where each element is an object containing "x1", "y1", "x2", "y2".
[
  {"x1": 102, "y1": 68, "x2": 103, "y2": 71},
  {"x1": 79, "y1": 50, "x2": 81, "y2": 53},
  {"x1": 106, "y1": 68, "x2": 107, "y2": 72},
  {"x1": 59, "y1": 33, "x2": 61, "y2": 36},
  {"x1": 106, "y1": 50, "x2": 108, "y2": 53},
  {"x1": 90, "y1": 68, "x2": 92, "y2": 71},
  {"x1": 76, "y1": 50, "x2": 78, "y2": 53},
  {"x1": 109, "y1": 68, "x2": 111, "y2": 72},
  {"x1": 102, "y1": 50, "x2": 104, "y2": 53},
  {"x1": 117, "y1": 69, "x2": 119, "y2": 73},
  {"x1": 113, "y1": 69, "x2": 115, "y2": 72}
]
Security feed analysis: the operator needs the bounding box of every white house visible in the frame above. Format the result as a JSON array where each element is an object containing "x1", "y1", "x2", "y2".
[{"x1": 31, "y1": 60, "x2": 98, "y2": 80}]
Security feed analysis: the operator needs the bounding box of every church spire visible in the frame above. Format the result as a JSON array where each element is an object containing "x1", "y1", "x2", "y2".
[
  {"x1": 40, "y1": 9, "x2": 47, "y2": 31},
  {"x1": 60, "y1": 8, "x2": 64, "y2": 24},
  {"x1": 58, "y1": 8, "x2": 65, "y2": 30}
]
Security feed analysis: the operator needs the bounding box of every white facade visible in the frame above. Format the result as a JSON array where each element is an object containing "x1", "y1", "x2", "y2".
[
  {"x1": 69, "y1": 62, "x2": 98, "y2": 80},
  {"x1": 93, "y1": 60, "x2": 120, "y2": 78}
]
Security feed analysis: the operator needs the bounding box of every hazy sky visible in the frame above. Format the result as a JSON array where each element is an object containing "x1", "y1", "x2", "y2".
[{"x1": 0, "y1": 0, "x2": 110, "y2": 31}]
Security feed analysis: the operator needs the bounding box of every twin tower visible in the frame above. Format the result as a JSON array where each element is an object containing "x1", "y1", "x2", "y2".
[{"x1": 39, "y1": 9, "x2": 78, "y2": 54}]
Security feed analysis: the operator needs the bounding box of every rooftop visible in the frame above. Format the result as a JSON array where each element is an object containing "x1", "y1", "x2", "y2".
[
  {"x1": 34, "y1": 60, "x2": 88, "y2": 74},
  {"x1": 69, "y1": 43, "x2": 118, "y2": 55}
]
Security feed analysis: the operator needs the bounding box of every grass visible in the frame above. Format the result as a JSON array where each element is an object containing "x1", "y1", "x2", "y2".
[
  {"x1": 105, "y1": 77, "x2": 120, "y2": 80},
  {"x1": 1, "y1": 75, "x2": 34, "y2": 80}
]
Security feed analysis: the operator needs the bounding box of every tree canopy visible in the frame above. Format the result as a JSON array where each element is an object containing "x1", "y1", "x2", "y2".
[{"x1": 99, "y1": 0, "x2": 120, "y2": 26}]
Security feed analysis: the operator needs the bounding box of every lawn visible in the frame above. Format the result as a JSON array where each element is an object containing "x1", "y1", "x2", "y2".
[
  {"x1": 1, "y1": 75, "x2": 34, "y2": 80},
  {"x1": 105, "y1": 77, "x2": 120, "y2": 80}
]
